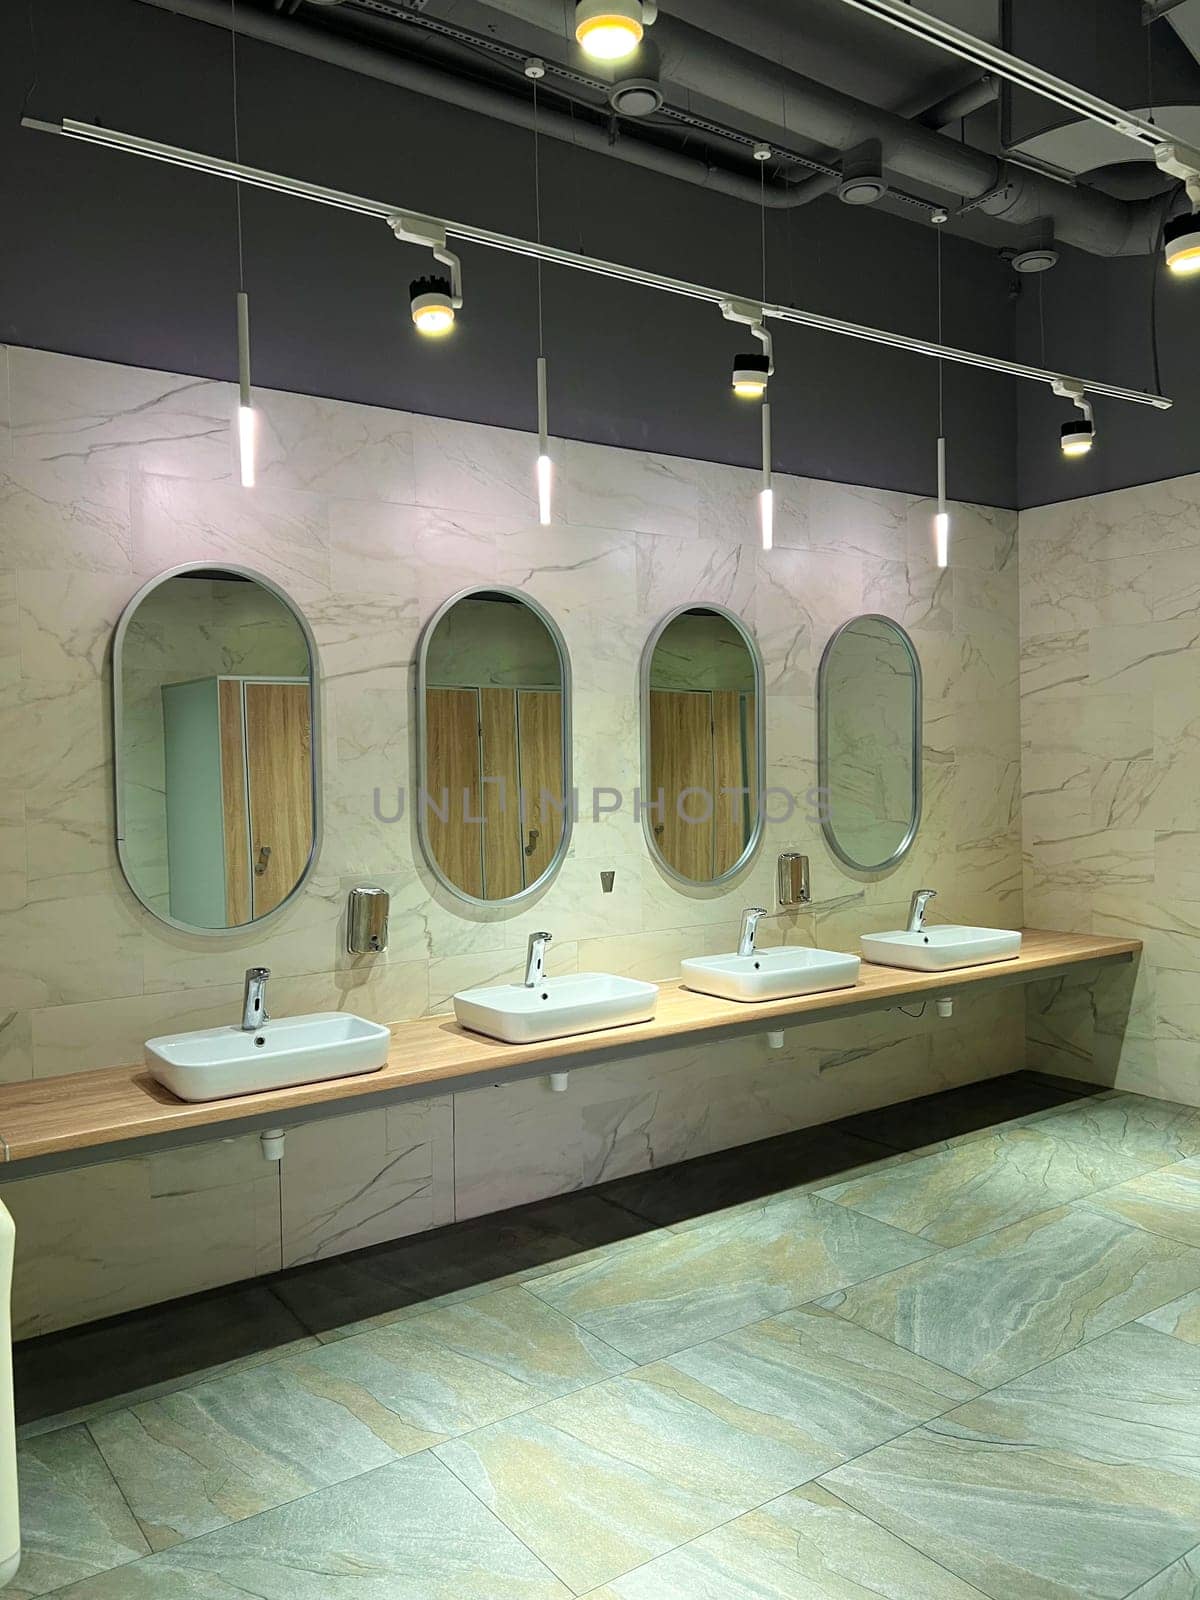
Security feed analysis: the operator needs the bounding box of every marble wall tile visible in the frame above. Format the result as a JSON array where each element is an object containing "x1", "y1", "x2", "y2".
[
  {"x1": 253, "y1": 387, "x2": 414, "y2": 501},
  {"x1": 10, "y1": 347, "x2": 233, "y2": 482},
  {"x1": 281, "y1": 1098, "x2": 454, "y2": 1265},
  {"x1": 1021, "y1": 473, "x2": 1200, "y2": 1107},
  {"x1": 562, "y1": 439, "x2": 700, "y2": 538},
  {"x1": 131, "y1": 472, "x2": 330, "y2": 597},
  {"x1": 0, "y1": 1134, "x2": 282, "y2": 1336},
  {"x1": 0, "y1": 459, "x2": 132, "y2": 573}
]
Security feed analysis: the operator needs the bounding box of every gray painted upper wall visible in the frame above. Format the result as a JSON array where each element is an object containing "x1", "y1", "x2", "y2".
[{"x1": 3, "y1": 0, "x2": 1021, "y2": 508}]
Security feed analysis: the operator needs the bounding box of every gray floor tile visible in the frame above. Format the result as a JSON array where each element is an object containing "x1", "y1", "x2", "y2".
[
  {"x1": 822, "y1": 1322, "x2": 1200, "y2": 1600},
  {"x1": 1034, "y1": 1093, "x2": 1200, "y2": 1170},
  {"x1": 1125, "y1": 1547, "x2": 1200, "y2": 1599},
  {"x1": 523, "y1": 1193, "x2": 937, "y2": 1363},
  {"x1": 816, "y1": 1123, "x2": 1151, "y2": 1247},
  {"x1": 45, "y1": 1453, "x2": 571, "y2": 1599},
  {"x1": 821, "y1": 1203, "x2": 1200, "y2": 1385},
  {"x1": 583, "y1": 1482, "x2": 992, "y2": 1599},
  {"x1": 13, "y1": 1425, "x2": 149, "y2": 1598},
  {"x1": 1078, "y1": 1157, "x2": 1200, "y2": 1249},
  {"x1": 435, "y1": 1361, "x2": 830, "y2": 1593},
  {"x1": 88, "y1": 1355, "x2": 404, "y2": 1549},
  {"x1": 281, "y1": 1285, "x2": 633, "y2": 1451},
  {"x1": 1140, "y1": 1288, "x2": 1200, "y2": 1345}
]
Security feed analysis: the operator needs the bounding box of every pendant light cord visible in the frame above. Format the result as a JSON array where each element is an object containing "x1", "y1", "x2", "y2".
[
  {"x1": 936, "y1": 223, "x2": 944, "y2": 437},
  {"x1": 760, "y1": 158, "x2": 767, "y2": 301},
  {"x1": 231, "y1": 0, "x2": 246, "y2": 293},
  {"x1": 533, "y1": 77, "x2": 545, "y2": 353}
]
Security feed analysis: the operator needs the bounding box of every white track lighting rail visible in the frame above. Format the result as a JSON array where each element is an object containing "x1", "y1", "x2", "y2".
[
  {"x1": 21, "y1": 115, "x2": 1172, "y2": 413},
  {"x1": 830, "y1": 0, "x2": 1189, "y2": 156}
]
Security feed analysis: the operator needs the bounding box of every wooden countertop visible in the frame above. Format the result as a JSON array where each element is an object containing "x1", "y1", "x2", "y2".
[{"x1": 0, "y1": 930, "x2": 1139, "y2": 1167}]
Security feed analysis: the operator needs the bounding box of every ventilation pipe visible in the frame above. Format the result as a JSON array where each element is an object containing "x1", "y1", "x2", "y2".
[{"x1": 133, "y1": 0, "x2": 1163, "y2": 254}]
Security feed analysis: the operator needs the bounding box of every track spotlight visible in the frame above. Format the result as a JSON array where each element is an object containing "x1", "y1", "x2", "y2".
[
  {"x1": 1060, "y1": 419, "x2": 1094, "y2": 458},
  {"x1": 722, "y1": 299, "x2": 774, "y2": 403},
  {"x1": 1052, "y1": 379, "x2": 1095, "y2": 460},
  {"x1": 1155, "y1": 144, "x2": 1200, "y2": 277},
  {"x1": 732, "y1": 353, "x2": 770, "y2": 399},
  {"x1": 410, "y1": 275, "x2": 456, "y2": 337},
  {"x1": 389, "y1": 214, "x2": 464, "y2": 337},
  {"x1": 574, "y1": 0, "x2": 652, "y2": 61},
  {"x1": 1165, "y1": 212, "x2": 1200, "y2": 277}
]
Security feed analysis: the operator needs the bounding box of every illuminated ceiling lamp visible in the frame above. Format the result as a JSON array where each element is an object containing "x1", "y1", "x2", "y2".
[
  {"x1": 389, "y1": 214, "x2": 464, "y2": 336},
  {"x1": 1165, "y1": 211, "x2": 1200, "y2": 277},
  {"x1": 1156, "y1": 143, "x2": 1200, "y2": 278},
  {"x1": 574, "y1": 0, "x2": 655, "y2": 63},
  {"x1": 1053, "y1": 379, "x2": 1095, "y2": 458}
]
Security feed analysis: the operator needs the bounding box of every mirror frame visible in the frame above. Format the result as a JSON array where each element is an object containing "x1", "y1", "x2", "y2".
[
  {"x1": 817, "y1": 612, "x2": 923, "y2": 874},
  {"x1": 639, "y1": 602, "x2": 767, "y2": 889},
  {"x1": 415, "y1": 584, "x2": 574, "y2": 909},
  {"x1": 112, "y1": 561, "x2": 323, "y2": 936}
]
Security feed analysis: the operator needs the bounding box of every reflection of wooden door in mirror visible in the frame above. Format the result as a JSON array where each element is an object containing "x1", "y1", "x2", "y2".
[
  {"x1": 649, "y1": 690, "x2": 715, "y2": 880},
  {"x1": 218, "y1": 680, "x2": 252, "y2": 925},
  {"x1": 518, "y1": 690, "x2": 564, "y2": 888},
  {"x1": 426, "y1": 688, "x2": 484, "y2": 899},
  {"x1": 712, "y1": 690, "x2": 755, "y2": 877},
  {"x1": 480, "y1": 688, "x2": 522, "y2": 901},
  {"x1": 244, "y1": 681, "x2": 314, "y2": 917}
]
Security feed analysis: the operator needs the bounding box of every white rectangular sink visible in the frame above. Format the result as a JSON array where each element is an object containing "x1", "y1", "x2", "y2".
[
  {"x1": 681, "y1": 947, "x2": 861, "y2": 1003},
  {"x1": 861, "y1": 925, "x2": 1022, "y2": 973},
  {"x1": 453, "y1": 973, "x2": 658, "y2": 1044},
  {"x1": 146, "y1": 1012, "x2": 391, "y2": 1102}
]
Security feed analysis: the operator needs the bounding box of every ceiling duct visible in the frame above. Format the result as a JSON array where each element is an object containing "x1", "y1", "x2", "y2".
[{"x1": 133, "y1": 0, "x2": 1164, "y2": 255}]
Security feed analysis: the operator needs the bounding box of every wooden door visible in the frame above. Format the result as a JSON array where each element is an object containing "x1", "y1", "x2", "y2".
[
  {"x1": 425, "y1": 687, "x2": 483, "y2": 898},
  {"x1": 649, "y1": 690, "x2": 714, "y2": 880},
  {"x1": 243, "y1": 681, "x2": 314, "y2": 916},
  {"x1": 518, "y1": 690, "x2": 565, "y2": 887},
  {"x1": 713, "y1": 688, "x2": 753, "y2": 876},
  {"x1": 217, "y1": 678, "x2": 252, "y2": 924},
  {"x1": 480, "y1": 687, "x2": 523, "y2": 900}
]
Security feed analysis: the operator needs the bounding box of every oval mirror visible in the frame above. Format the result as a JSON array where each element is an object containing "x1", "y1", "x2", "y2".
[
  {"x1": 818, "y1": 613, "x2": 922, "y2": 872},
  {"x1": 640, "y1": 604, "x2": 765, "y2": 885},
  {"x1": 114, "y1": 563, "x2": 320, "y2": 933},
  {"x1": 416, "y1": 587, "x2": 572, "y2": 905}
]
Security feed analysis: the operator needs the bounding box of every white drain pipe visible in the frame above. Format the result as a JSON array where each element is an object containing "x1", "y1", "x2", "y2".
[{"x1": 0, "y1": 1201, "x2": 19, "y2": 1590}]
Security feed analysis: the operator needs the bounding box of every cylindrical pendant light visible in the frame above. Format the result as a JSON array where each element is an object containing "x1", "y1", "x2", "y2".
[
  {"x1": 536, "y1": 353, "x2": 552, "y2": 526},
  {"x1": 760, "y1": 402, "x2": 774, "y2": 552},
  {"x1": 236, "y1": 289, "x2": 256, "y2": 488},
  {"x1": 934, "y1": 434, "x2": 949, "y2": 568}
]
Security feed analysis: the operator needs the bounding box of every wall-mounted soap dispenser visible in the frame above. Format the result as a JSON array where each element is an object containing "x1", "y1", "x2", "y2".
[
  {"x1": 347, "y1": 886, "x2": 390, "y2": 954},
  {"x1": 777, "y1": 852, "x2": 811, "y2": 907}
]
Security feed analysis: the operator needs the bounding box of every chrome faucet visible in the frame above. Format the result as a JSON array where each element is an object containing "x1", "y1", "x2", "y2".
[
  {"x1": 907, "y1": 890, "x2": 937, "y2": 933},
  {"x1": 525, "y1": 932, "x2": 552, "y2": 988},
  {"x1": 241, "y1": 967, "x2": 270, "y2": 1031},
  {"x1": 738, "y1": 907, "x2": 769, "y2": 957}
]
